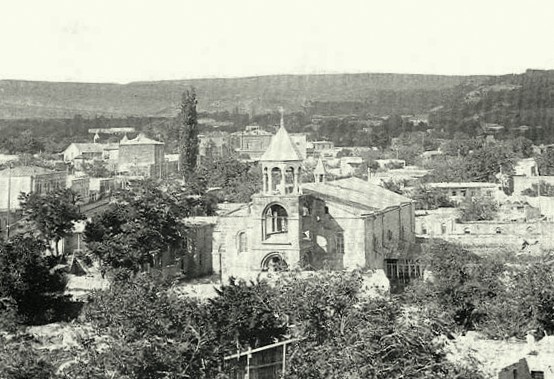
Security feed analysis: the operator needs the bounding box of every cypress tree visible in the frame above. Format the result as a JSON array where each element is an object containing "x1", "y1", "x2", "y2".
[{"x1": 179, "y1": 88, "x2": 199, "y2": 176}]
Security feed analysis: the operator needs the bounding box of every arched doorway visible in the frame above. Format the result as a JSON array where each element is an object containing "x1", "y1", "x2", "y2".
[{"x1": 261, "y1": 253, "x2": 288, "y2": 272}]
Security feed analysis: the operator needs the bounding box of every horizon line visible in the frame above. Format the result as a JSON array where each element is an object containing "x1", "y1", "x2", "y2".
[{"x1": 0, "y1": 68, "x2": 550, "y2": 86}]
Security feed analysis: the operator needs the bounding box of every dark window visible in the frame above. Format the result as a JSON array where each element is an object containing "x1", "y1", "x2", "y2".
[
  {"x1": 531, "y1": 371, "x2": 544, "y2": 379},
  {"x1": 335, "y1": 233, "x2": 344, "y2": 254},
  {"x1": 324, "y1": 206, "x2": 329, "y2": 214},
  {"x1": 264, "y1": 204, "x2": 288, "y2": 237}
]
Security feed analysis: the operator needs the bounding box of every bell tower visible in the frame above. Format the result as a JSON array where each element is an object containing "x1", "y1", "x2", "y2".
[
  {"x1": 260, "y1": 108, "x2": 303, "y2": 195},
  {"x1": 250, "y1": 108, "x2": 305, "y2": 272}
]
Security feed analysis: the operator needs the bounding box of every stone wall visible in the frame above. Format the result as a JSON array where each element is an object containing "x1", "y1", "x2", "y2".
[{"x1": 118, "y1": 144, "x2": 164, "y2": 175}]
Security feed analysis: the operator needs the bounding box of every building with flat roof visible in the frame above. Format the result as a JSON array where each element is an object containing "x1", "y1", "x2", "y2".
[{"x1": 428, "y1": 182, "x2": 501, "y2": 204}]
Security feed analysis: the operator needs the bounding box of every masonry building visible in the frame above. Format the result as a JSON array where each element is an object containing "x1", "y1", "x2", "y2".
[
  {"x1": 213, "y1": 120, "x2": 416, "y2": 281},
  {"x1": 117, "y1": 133, "x2": 165, "y2": 178}
]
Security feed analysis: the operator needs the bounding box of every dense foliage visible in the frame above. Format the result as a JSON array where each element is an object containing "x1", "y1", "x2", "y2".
[
  {"x1": 196, "y1": 157, "x2": 262, "y2": 202},
  {"x1": 84, "y1": 179, "x2": 216, "y2": 275},
  {"x1": 0, "y1": 234, "x2": 68, "y2": 325},
  {"x1": 409, "y1": 185, "x2": 454, "y2": 210},
  {"x1": 59, "y1": 271, "x2": 481, "y2": 378},
  {"x1": 405, "y1": 240, "x2": 554, "y2": 339},
  {"x1": 458, "y1": 196, "x2": 499, "y2": 221},
  {"x1": 19, "y1": 188, "x2": 86, "y2": 257}
]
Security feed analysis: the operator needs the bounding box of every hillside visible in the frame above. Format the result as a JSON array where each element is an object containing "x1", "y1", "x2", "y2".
[
  {"x1": 430, "y1": 69, "x2": 554, "y2": 142},
  {"x1": 0, "y1": 73, "x2": 487, "y2": 119}
]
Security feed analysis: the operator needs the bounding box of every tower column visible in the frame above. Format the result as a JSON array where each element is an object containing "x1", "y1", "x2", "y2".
[
  {"x1": 268, "y1": 167, "x2": 273, "y2": 194},
  {"x1": 279, "y1": 164, "x2": 286, "y2": 194},
  {"x1": 293, "y1": 166, "x2": 299, "y2": 193}
]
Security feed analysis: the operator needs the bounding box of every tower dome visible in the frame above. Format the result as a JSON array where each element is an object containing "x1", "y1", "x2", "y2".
[{"x1": 260, "y1": 109, "x2": 303, "y2": 195}]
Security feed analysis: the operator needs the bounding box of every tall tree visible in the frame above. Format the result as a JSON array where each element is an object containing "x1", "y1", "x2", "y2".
[
  {"x1": 179, "y1": 88, "x2": 199, "y2": 177},
  {"x1": 19, "y1": 189, "x2": 85, "y2": 258},
  {"x1": 84, "y1": 180, "x2": 184, "y2": 275}
]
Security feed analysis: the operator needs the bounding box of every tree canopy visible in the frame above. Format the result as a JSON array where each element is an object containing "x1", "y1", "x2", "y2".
[{"x1": 19, "y1": 188, "x2": 85, "y2": 257}]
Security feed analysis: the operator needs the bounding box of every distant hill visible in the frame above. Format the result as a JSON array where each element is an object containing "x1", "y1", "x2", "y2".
[
  {"x1": 0, "y1": 73, "x2": 489, "y2": 119},
  {"x1": 430, "y1": 69, "x2": 554, "y2": 141}
]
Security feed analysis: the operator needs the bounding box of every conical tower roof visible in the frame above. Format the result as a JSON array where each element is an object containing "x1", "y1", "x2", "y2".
[
  {"x1": 314, "y1": 158, "x2": 326, "y2": 175},
  {"x1": 260, "y1": 125, "x2": 303, "y2": 162}
]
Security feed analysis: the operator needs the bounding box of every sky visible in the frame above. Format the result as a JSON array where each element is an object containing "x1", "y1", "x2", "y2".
[{"x1": 1, "y1": 0, "x2": 553, "y2": 83}]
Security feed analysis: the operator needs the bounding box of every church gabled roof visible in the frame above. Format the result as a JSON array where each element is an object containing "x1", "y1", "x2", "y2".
[
  {"x1": 302, "y1": 177, "x2": 413, "y2": 214},
  {"x1": 260, "y1": 125, "x2": 303, "y2": 162}
]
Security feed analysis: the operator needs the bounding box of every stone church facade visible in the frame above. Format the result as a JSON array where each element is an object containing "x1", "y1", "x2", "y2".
[{"x1": 212, "y1": 121, "x2": 416, "y2": 281}]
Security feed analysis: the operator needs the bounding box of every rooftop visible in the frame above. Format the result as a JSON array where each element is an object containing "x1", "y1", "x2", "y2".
[
  {"x1": 314, "y1": 158, "x2": 326, "y2": 175},
  {"x1": 260, "y1": 125, "x2": 303, "y2": 162},
  {"x1": 120, "y1": 133, "x2": 164, "y2": 145},
  {"x1": 302, "y1": 177, "x2": 412, "y2": 214},
  {"x1": 0, "y1": 165, "x2": 58, "y2": 177},
  {"x1": 66, "y1": 143, "x2": 105, "y2": 153},
  {"x1": 428, "y1": 182, "x2": 499, "y2": 189}
]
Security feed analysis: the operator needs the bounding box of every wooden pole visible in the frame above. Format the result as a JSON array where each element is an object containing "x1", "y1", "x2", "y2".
[
  {"x1": 246, "y1": 347, "x2": 251, "y2": 379},
  {"x1": 6, "y1": 164, "x2": 11, "y2": 238}
]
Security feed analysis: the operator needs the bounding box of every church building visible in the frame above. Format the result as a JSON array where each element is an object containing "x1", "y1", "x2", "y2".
[{"x1": 212, "y1": 117, "x2": 416, "y2": 281}]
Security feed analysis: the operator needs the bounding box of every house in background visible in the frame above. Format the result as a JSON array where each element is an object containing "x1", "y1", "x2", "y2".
[
  {"x1": 0, "y1": 165, "x2": 67, "y2": 234},
  {"x1": 428, "y1": 182, "x2": 502, "y2": 204},
  {"x1": 63, "y1": 142, "x2": 119, "y2": 171},
  {"x1": 230, "y1": 125, "x2": 307, "y2": 161},
  {"x1": 307, "y1": 141, "x2": 335, "y2": 158},
  {"x1": 117, "y1": 133, "x2": 165, "y2": 178},
  {"x1": 63, "y1": 143, "x2": 105, "y2": 162}
]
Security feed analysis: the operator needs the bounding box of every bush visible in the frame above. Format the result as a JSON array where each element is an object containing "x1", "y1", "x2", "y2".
[{"x1": 0, "y1": 234, "x2": 68, "y2": 325}]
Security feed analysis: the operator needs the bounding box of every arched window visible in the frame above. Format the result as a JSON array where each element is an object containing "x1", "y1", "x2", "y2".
[
  {"x1": 265, "y1": 204, "x2": 288, "y2": 237},
  {"x1": 284, "y1": 167, "x2": 295, "y2": 194},
  {"x1": 335, "y1": 233, "x2": 344, "y2": 254},
  {"x1": 237, "y1": 231, "x2": 247, "y2": 253}
]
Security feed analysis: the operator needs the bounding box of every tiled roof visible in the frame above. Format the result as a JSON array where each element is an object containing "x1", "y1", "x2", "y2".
[
  {"x1": 0, "y1": 165, "x2": 59, "y2": 177},
  {"x1": 302, "y1": 177, "x2": 412, "y2": 213},
  {"x1": 120, "y1": 133, "x2": 164, "y2": 145},
  {"x1": 260, "y1": 126, "x2": 303, "y2": 162}
]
